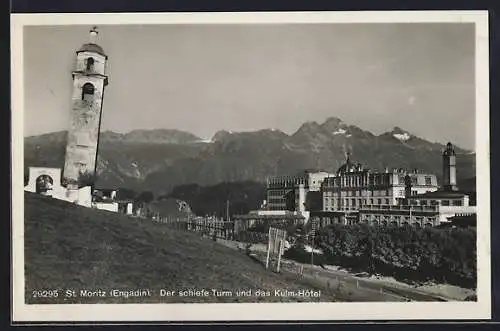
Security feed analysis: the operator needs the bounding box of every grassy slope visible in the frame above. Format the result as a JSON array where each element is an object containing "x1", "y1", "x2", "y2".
[{"x1": 24, "y1": 192, "x2": 330, "y2": 304}]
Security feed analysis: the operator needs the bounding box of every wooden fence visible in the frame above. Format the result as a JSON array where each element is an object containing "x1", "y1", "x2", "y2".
[
  {"x1": 153, "y1": 215, "x2": 235, "y2": 239},
  {"x1": 152, "y1": 214, "x2": 274, "y2": 244}
]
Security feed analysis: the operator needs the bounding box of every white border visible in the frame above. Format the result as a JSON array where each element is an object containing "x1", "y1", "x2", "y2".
[{"x1": 11, "y1": 11, "x2": 491, "y2": 322}]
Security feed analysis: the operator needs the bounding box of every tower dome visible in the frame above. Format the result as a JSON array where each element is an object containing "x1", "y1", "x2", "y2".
[
  {"x1": 443, "y1": 142, "x2": 456, "y2": 156},
  {"x1": 76, "y1": 26, "x2": 106, "y2": 57},
  {"x1": 337, "y1": 152, "x2": 360, "y2": 174}
]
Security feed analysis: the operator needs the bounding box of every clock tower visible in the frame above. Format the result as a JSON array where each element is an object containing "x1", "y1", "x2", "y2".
[{"x1": 63, "y1": 27, "x2": 109, "y2": 187}]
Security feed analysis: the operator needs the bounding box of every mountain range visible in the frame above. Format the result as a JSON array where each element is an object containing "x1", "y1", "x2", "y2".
[{"x1": 24, "y1": 117, "x2": 476, "y2": 196}]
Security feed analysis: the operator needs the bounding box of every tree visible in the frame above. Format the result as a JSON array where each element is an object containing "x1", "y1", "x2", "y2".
[
  {"x1": 116, "y1": 188, "x2": 137, "y2": 200},
  {"x1": 136, "y1": 191, "x2": 154, "y2": 204},
  {"x1": 78, "y1": 171, "x2": 98, "y2": 188},
  {"x1": 61, "y1": 171, "x2": 98, "y2": 189}
]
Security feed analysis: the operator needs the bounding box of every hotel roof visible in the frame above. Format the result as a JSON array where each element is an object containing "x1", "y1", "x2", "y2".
[
  {"x1": 233, "y1": 214, "x2": 305, "y2": 220},
  {"x1": 411, "y1": 190, "x2": 469, "y2": 199}
]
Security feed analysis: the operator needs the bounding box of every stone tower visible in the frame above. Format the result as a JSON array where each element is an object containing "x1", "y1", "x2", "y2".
[
  {"x1": 442, "y1": 142, "x2": 458, "y2": 191},
  {"x1": 63, "y1": 27, "x2": 108, "y2": 187}
]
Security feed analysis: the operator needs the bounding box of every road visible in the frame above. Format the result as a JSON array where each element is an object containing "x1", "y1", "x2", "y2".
[{"x1": 216, "y1": 238, "x2": 450, "y2": 302}]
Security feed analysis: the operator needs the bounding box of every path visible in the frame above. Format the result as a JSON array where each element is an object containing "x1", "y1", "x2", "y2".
[{"x1": 216, "y1": 238, "x2": 452, "y2": 302}]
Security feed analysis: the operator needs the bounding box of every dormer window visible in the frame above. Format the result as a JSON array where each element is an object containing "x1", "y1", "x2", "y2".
[
  {"x1": 82, "y1": 82, "x2": 95, "y2": 101},
  {"x1": 86, "y1": 57, "x2": 95, "y2": 71}
]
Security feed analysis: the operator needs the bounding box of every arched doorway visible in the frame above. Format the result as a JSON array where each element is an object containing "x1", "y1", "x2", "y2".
[{"x1": 36, "y1": 174, "x2": 54, "y2": 195}]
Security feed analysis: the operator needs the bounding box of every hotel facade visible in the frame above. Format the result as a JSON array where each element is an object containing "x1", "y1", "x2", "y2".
[
  {"x1": 262, "y1": 142, "x2": 475, "y2": 228},
  {"x1": 321, "y1": 156, "x2": 439, "y2": 213}
]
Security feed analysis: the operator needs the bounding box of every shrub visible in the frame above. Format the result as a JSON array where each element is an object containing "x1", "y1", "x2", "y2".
[
  {"x1": 315, "y1": 224, "x2": 476, "y2": 288},
  {"x1": 77, "y1": 171, "x2": 98, "y2": 188}
]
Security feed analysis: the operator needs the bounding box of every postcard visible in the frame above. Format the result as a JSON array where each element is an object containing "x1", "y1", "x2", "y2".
[{"x1": 11, "y1": 10, "x2": 490, "y2": 322}]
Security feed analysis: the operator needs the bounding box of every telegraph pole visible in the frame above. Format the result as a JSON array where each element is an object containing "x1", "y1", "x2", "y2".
[
  {"x1": 311, "y1": 218, "x2": 317, "y2": 266},
  {"x1": 409, "y1": 205, "x2": 412, "y2": 225}
]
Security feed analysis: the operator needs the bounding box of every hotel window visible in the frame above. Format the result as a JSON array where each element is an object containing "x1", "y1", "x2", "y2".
[
  {"x1": 442, "y1": 200, "x2": 450, "y2": 206},
  {"x1": 453, "y1": 200, "x2": 463, "y2": 206},
  {"x1": 412, "y1": 190, "x2": 417, "y2": 196},
  {"x1": 385, "y1": 198, "x2": 390, "y2": 204},
  {"x1": 369, "y1": 199, "x2": 373, "y2": 204},
  {"x1": 377, "y1": 198, "x2": 382, "y2": 205},
  {"x1": 425, "y1": 176, "x2": 432, "y2": 185},
  {"x1": 352, "y1": 199, "x2": 356, "y2": 206},
  {"x1": 421, "y1": 200, "x2": 428, "y2": 205},
  {"x1": 386, "y1": 190, "x2": 390, "y2": 196},
  {"x1": 399, "y1": 190, "x2": 405, "y2": 196}
]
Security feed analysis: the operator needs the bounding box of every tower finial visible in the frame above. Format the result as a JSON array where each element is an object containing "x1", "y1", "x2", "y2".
[{"x1": 89, "y1": 26, "x2": 98, "y2": 44}]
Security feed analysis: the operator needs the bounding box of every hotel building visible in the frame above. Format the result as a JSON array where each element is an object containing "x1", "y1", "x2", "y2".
[
  {"x1": 357, "y1": 142, "x2": 475, "y2": 227},
  {"x1": 321, "y1": 153, "x2": 439, "y2": 213}
]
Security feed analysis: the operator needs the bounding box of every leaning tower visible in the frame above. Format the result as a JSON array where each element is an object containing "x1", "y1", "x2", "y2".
[{"x1": 62, "y1": 27, "x2": 109, "y2": 188}]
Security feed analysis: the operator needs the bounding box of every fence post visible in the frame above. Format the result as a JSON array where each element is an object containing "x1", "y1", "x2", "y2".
[
  {"x1": 265, "y1": 227, "x2": 272, "y2": 269},
  {"x1": 277, "y1": 239, "x2": 284, "y2": 273}
]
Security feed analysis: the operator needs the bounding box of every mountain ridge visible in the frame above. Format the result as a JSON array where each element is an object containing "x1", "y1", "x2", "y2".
[{"x1": 24, "y1": 118, "x2": 475, "y2": 195}]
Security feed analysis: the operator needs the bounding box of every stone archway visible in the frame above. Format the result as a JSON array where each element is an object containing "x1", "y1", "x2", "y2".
[{"x1": 36, "y1": 174, "x2": 54, "y2": 195}]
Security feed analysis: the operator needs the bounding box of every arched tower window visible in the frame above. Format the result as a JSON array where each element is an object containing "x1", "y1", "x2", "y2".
[
  {"x1": 86, "y1": 57, "x2": 95, "y2": 71},
  {"x1": 82, "y1": 82, "x2": 95, "y2": 102}
]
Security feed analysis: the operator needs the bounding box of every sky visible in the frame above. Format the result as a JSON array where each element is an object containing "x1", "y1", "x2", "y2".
[{"x1": 23, "y1": 23, "x2": 476, "y2": 150}]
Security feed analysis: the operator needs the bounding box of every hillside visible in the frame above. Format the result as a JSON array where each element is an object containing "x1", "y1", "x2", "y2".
[
  {"x1": 24, "y1": 117, "x2": 476, "y2": 195},
  {"x1": 24, "y1": 192, "x2": 330, "y2": 303}
]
